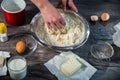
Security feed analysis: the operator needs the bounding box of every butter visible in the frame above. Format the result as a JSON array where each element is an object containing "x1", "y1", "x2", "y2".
[
  {"x1": 0, "y1": 23, "x2": 7, "y2": 34},
  {"x1": 0, "y1": 56, "x2": 5, "y2": 68},
  {"x1": 60, "y1": 57, "x2": 82, "y2": 77}
]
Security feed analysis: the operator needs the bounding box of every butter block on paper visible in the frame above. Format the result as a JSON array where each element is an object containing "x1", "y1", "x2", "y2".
[
  {"x1": 0, "y1": 56, "x2": 5, "y2": 68},
  {"x1": 60, "y1": 57, "x2": 82, "y2": 77}
]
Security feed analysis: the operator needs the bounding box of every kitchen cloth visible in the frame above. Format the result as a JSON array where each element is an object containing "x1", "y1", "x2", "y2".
[
  {"x1": 0, "y1": 51, "x2": 10, "y2": 76},
  {"x1": 44, "y1": 51, "x2": 97, "y2": 80},
  {"x1": 113, "y1": 22, "x2": 120, "y2": 47}
]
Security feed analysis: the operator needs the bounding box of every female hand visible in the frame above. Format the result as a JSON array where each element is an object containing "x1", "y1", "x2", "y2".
[{"x1": 57, "y1": 0, "x2": 78, "y2": 12}]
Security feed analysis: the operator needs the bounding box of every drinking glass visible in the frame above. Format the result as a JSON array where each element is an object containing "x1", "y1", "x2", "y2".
[{"x1": 8, "y1": 56, "x2": 27, "y2": 80}]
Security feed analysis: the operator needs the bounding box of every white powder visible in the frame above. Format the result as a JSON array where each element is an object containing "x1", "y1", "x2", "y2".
[{"x1": 36, "y1": 13, "x2": 85, "y2": 47}]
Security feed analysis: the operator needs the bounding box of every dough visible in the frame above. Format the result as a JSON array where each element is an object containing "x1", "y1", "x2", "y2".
[{"x1": 37, "y1": 13, "x2": 85, "y2": 47}]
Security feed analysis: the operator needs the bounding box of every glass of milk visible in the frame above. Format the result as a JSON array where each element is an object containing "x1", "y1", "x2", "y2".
[{"x1": 8, "y1": 56, "x2": 27, "y2": 80}]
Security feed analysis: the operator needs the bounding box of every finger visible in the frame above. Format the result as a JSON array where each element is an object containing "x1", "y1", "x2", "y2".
[
  {"x1": 55, "y1": 21, "x2": 63, "y2": 29},
  {"x1": 60, "y1": 17, "x2": 66, "y2": 26},
  {"x1": 58, "y1": 15, "x2": 66, "y2": 27},
  {"x1": 46, "y1": 22, "x2": 51, "y2": 29},
  {"x1": 50, "y1": 22, "x2": 58, "y2": 31},
  {"x1": 52, "y1": 16, "x2": 63, "y2": 29},
  {"x1": 62, "y1": 0, "x2": 67, "y2": 11},
  {"x1": 51, "y1": 17, "x2": 59, "y2": 30},
  {"x1": 68, "y1": 0, "x2": 78, "y2": 12}
]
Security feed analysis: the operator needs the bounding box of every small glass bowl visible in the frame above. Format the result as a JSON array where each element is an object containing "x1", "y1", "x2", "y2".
[
  {"x1": 9, "y1": 33, "x2": 37, "y2": 57},
  {"x1": 90, "y1": 42, "x2": 114, "y2": 59}
]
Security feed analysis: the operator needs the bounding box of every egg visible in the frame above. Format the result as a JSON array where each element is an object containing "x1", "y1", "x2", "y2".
[
  {"x1": 101, "y1": 13, "x2": 110, "y2": 21},
  {"x1": 16, "y1": 41, "x2": 26, "y2": 54},
  {"x1": 90, "y1": 15, "x2": 99, "y2": 22}
]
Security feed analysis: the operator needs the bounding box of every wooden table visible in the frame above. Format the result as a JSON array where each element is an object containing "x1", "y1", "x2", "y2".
[{"x1": 0, "y1": 0, "x2": 120, "y2": 80}]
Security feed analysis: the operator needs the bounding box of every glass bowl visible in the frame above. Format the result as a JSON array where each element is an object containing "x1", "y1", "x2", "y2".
[
  {"x1": 30, "y1": 9, "x2": 90, "y2": 51},
  {"x1": 90, "y1": 42, "x2": 114, "y2": 59},
  {"x1": 9, "y1": 33, "x2": 37, "y2": 57}
]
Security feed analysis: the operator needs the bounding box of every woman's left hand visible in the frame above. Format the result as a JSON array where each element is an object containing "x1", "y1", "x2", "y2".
[{"x1": 57, "y1": 0, "x2": 78, "y2": 12}]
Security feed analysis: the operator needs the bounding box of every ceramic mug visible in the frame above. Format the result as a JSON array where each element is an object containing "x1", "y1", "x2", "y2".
[{"x1": 1, "y1": 0, "x2": 26, "y2": 26}]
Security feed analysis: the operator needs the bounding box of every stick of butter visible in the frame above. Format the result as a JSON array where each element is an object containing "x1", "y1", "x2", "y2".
[
  {"x1": 60, "y1": 57, "x2": 82, "y2": 77},
  {"x1": 0, "y1": 56, "x2": 5, "y2": 68}
]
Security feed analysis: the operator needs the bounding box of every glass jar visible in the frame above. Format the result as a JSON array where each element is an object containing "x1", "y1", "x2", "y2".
[{"x1": 8, "y1": 56, "x2": 27, "y2": 80}]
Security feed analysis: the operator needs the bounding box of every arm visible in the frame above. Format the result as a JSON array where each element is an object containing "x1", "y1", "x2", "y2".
[{"x1": 30, "y1": 0, "x2": 66, "y2": 30}]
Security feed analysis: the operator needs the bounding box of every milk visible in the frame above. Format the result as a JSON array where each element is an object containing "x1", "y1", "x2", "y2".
[{"x1": 8, "y1": 58, "x2": 27, "y2": 80}]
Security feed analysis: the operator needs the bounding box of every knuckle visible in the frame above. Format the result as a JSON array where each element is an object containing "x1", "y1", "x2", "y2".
[
  {"x1": 52, "y1": 18, "x2": 57, "y2": 23},
  {"x1": 62, "y1": 0, "x2": 67, "y2": 3},
  {"x1": 58, "y1": 16, "x2": 62, "y2": 20},
  {"x1": 68, "y1": 0, "x2": 73, "y2": 4},
  {"x1": 68, "y1": 2, "x2": 73, "y2": 6},
  {"x1": 47, "y1": 20, "x2": 52, "y2": 24},
  {"x1": 49, "y1": 20, "x2": 52, "y2": 23}
]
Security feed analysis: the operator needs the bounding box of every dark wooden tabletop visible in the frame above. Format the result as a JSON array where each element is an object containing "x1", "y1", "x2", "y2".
[{"x1": 1, "y1": 0, "x2": 120, "y2": 80}]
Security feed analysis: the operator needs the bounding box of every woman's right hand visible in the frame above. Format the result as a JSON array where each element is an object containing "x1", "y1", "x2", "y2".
[{"x1": 31, "y1": 0, "x2": 66, "y2": 30}]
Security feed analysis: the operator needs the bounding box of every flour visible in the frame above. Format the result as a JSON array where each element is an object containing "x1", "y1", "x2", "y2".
[{"x1": 36, "y1": 13, "x2": 85, "y2": 47}]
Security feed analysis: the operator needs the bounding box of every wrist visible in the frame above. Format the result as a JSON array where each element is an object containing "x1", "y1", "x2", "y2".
[{"x1": 31, "y1": 0, "x2": 50, "y2": 10}]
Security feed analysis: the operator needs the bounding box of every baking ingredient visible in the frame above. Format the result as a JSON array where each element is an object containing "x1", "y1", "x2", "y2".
[
  {"x1": 0, "y1": 23, "x2": 7, "y2": 34},
  {"x1": 57, "y1": 37, "x2": 63, "y2": 42},
  {"x1": 16, "y1": 41, "x2": 26, "y2": 54},
  {"x1": 8, "y1": 59, "x2": 27, "y2": 80},
  {"x1": 101, "y1": 13, "x2": 110, "y2": 21},
  {"x1": 0, "y1": 56, "x2": 4, "y2": 68},
  {"x1": 90, "y1": 15, "x2": 98, "y2": 22},
  {"x1": 46, "y1": 24, "x2": 67, "y2": 35},
  {"x1": 0, "y1": 23, "x2": 8, "y2": 42},
  {"x1": 60, "y1": 57, "x2": 82, "y2": 77},
  {"x1": 37, "y1": 13, "x2": 85, "y2": 47}
]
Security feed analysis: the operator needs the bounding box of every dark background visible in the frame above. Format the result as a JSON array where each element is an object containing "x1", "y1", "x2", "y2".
[{"x1": 0, "y1": 0, "x2": 120, "y2": 80}]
